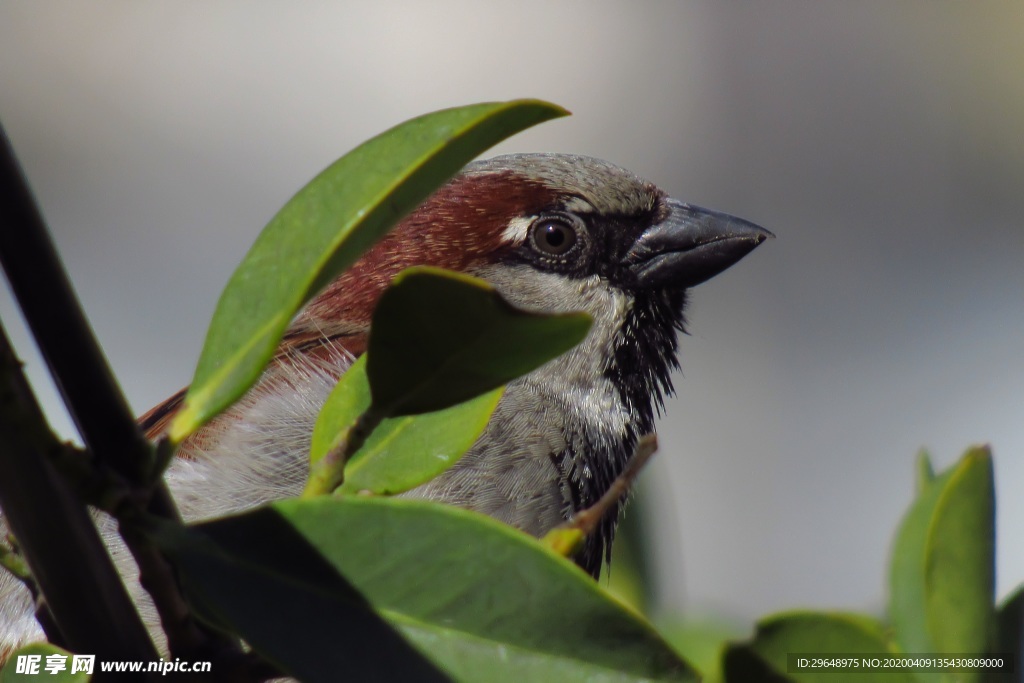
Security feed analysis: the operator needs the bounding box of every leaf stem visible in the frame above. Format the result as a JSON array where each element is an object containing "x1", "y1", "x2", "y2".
[{"x1": 303, "y1": 409, "x2": 383, "y2": 497}]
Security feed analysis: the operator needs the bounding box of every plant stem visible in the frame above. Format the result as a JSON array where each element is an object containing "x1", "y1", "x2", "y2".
[
  {"x1": 0, "y1": 123, "x2": 245, "y2": 672},
  {"x1": 0, "y1": 321, "x2": 158, "y2": 661},
  {"x1": 0, "y1": 126, "x2": 156, "y2": 487}
]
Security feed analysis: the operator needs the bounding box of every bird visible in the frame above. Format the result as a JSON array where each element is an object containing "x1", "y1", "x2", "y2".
[{"x1": 0, "y1": 152, "x2": 771, "y2": 650}]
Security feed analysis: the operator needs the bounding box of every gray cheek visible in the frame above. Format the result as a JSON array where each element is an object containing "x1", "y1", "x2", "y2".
[{"x1": 471, "y1": 263, "x2": 635, "y2": 437}]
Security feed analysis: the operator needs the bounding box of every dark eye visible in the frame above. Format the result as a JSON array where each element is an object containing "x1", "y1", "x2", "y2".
[{"x1": 530, "y1": 218, "x2": 578, "y2": 256}]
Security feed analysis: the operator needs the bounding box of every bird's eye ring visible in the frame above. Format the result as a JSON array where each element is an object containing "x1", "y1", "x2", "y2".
[{"x1": 530, "y1": 218, "x2": 578, "y2": 256}]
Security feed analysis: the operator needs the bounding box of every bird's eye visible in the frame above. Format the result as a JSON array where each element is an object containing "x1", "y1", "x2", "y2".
[{"x1": 530, "y1": 218, "x2": 578, "y2": 256}]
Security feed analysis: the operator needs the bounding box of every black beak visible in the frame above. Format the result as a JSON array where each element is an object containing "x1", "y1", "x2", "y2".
[{"x1": 625, "y1": 199, "x2": 774, "y2": 289}]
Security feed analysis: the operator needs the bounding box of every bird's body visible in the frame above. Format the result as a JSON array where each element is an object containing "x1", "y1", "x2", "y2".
[{"x1": 0, "y1": 153, "x2": 771, "y2": 651}]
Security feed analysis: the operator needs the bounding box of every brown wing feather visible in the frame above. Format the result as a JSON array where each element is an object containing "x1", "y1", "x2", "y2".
[
  {"x1": 137, "y1": 170, "x2": 528, "y2": 440},
  {"x1": 137, "y1": 330, "x2": 368, "y2": 441},
  {"x1": 138, "y1": 387, "x2": 187, "y2": 439}
]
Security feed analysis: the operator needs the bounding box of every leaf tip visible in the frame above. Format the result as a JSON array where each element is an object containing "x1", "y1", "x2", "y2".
[
  {"x1": 541, "y1": 527, "x2": 586, "y2": 558},
  {"x1": 566, "y1": 310, "x2": 594, "y2": 342},
  {"x1": 505, "y1": 98, "x2": 572, "y2": 120},
  {"x1": 167, "y1": 405, "x2": 197, "y2": 444},
  {"x1": 962, "y1": 442, "x2": 993, "y2": 462},
  {"x1": 168, "y1": 374, "x2": 233, "y2": 444},
  {"x1": 915, "y1": 448, "x2": 935, "y2": 493}
]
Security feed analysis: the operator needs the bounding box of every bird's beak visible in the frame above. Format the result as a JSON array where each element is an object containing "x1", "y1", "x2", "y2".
[{"x1": 625, "y1": 198, "x2": 774, "y2": 289}]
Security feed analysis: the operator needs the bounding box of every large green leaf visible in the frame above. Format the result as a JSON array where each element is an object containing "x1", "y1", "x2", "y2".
[
  {"x1": 144, "y1": 513, "x2": 449, "y2": 683},
  {"x1": 0, "y1": 643, "x2": 91, "y2": 682},
  {"x1": 308, "y1": 353, "x2": 502, "y2": 496},
  {"x1": 889, "y1": 446, "x2": 996, "y2": 669},
  {"x1": 169, "y1": 100, "x2": 568, "y2": 442},
  {"x1": 889, "y1": 460, "x2": 960, "y2": 654},
  {"x1": 924, "y1": 448, "x2": 996, "y2": 656},
  {"x1": 186, "y1": 497, "x2": 697, "y2": 682},
  {"x1": 722, "y1": 612, "x2": 915, "y2": 683},
  {"x1": 367, "y1": 266, "x2": 592, "y2": 416}
]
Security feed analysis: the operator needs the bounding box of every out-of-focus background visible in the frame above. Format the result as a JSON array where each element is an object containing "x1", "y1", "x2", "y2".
[{"x1": 1, "y1": 3, "x2": 1021, "y2": 625}]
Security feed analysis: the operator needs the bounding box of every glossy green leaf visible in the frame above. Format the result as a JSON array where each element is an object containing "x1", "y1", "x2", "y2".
[
  {"x1": 308, "y1": 354, "x2": 503, "y2": 496},
  {"x1": 143, "y1": 513, "x2": 449, "y2": 683},
  {"x1": 722, "y1": 612, "x2": 915, "y2": 683},
  {"x1": 169, "y1": 100, "x2": 568, "y2": 442},
  {"x1": 889, "y1": 446, "x2": 996, "y2": 665},
  {"x1": 304, "y1": 267, "x2": 590, "y2": 496},
  {"x1": 367, "y1": 267, "x2": 593, "y2": 416},
  {"x1": 190, "y1": 497, "x2": 698, "y2": 682},
  {"x1": 915, "y1": 448, "x2": 935, "y2": 494},
  {"x1": 1, "y1": 643, "x2": 90, "y2": 682},
  {"x1": 925, "y1": 447, "x2": 995, "y2": 656},
  {"x1": 889, "y1": 459, "x2": 959, "y2": 654}
]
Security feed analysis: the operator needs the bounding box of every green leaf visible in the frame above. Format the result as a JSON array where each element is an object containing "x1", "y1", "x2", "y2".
[
  {"x1": 722, "y1": 612, "x2": 915, "y2": 683},
  {"x1": 309, "y1": 354, "x2": 503, "y2": 496},
  {"x1": 304, "y1": 267, "x2": 590, "y2": 497},
  {"x1": 915, "y1": 448, "x2": 935, "y2": 494},
  {"x1": 170, "y1": 100, "x2": 569, "y2": 442},
  {"x1": 367, "y1": 267, "x2": 592, "y2": 416},
  {"x1": 191, "y1": 497, "x2": 698, "y2": 682},
  {"x1": 889, "y1": 460, "x2": 959, "y2": 654},
  {"x1": 1, "y1": 643, "x2": 91, "y2": 682},
  {"x1": 924, "y1": 448, "x2": 996, "y2": 656},
  {"x1": 143, "y1": 513, "x2": 449, "y2": 683},
  {"x1": 889, "y1": 445, "x2": 996, "y2": 667}
]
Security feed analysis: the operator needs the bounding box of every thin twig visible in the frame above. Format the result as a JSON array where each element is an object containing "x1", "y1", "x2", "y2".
[
  {"x1": 541, "y1": 434, "x2": 659, "y2": 559},
  {"x1": 567, "y1": 433, "x2": 659, "y2": 537}
]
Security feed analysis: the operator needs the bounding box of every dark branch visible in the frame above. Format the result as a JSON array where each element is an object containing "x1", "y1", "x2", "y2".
[
  {"x1": 0, "y1": 123, "x2": 248, "y2": 672},
  {"x1": 0, "y1": 321, "x2": 158, "y2": 660},
  {"x1": 0, "y1": 124, "x2": 156, "y2": 487}
]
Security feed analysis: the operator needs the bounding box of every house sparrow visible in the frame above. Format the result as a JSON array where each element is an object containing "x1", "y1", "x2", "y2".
[{"x1": 1, "y1": 153, "x2": 770, "y2": 649}]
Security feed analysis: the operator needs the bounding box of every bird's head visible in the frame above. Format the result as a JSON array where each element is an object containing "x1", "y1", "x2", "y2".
[{"x1": 297, "y1": 152, "x2": 771, "y2": 430}]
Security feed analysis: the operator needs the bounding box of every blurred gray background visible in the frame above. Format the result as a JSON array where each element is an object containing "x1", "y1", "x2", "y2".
[{"x1": 1, "y1": 2, "x2": 1021, "y2": 625}]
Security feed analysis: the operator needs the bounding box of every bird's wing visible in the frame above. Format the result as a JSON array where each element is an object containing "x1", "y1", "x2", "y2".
[
  {"x1": 138, "y1": 329, "x2": 367, "y2": 441},
  {"x1": 138, "y1": 387, "x2": 187, "y2": 440}
]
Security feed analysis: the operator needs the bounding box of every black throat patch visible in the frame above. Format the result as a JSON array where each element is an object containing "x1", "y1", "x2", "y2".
[{"x1": 561, "y1": 288, "x2": 688, "y2": 576}]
